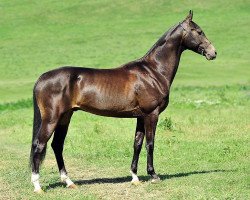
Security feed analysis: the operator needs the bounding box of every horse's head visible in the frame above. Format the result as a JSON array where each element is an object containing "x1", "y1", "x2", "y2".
[{"x1": 180, "y1": 10, "x2": 217, "y2": 60}]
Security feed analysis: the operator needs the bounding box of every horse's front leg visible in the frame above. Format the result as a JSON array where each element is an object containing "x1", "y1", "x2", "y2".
[
  {"x1": 130, "y1": 117, "x2": 145, "y2": 185},
  {"x1": 144, "y1": 111, "x2": 161, "y2": 182}
]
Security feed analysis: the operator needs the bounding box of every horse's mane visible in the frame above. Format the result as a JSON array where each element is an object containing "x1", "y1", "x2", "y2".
[{"x1": 143, "y1": 23, "x2": 180, "y2": 57}]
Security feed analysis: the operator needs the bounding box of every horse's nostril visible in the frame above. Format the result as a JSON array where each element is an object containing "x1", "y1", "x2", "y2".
[{"x1": 215, "y1": 51, "x2": 217, "y2": 55}]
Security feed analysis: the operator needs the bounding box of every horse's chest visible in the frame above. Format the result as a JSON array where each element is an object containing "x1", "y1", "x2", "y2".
[{"x1": 135, "y1": 80, "x2": 169, "y2": 113}]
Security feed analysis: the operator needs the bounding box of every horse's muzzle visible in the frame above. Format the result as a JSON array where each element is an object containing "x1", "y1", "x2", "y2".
[
  {"x1": 205, "y1": 44, "x2": 217, "y2": 60},
  {"x1": 205, "y1": 51, "x2": 217, "y2": 60}
]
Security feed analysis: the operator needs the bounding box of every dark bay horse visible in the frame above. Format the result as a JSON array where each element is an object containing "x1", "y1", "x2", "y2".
[{"x1": 30, "y1": 11, "x2": 216, "y2": 193}]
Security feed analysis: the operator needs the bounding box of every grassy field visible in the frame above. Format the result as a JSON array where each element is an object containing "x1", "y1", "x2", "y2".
[{"x1": 0, "y1": 0, "x2": 249, "y2": 199}]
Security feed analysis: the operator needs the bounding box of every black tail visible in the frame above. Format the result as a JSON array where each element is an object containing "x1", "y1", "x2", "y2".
[{"x1": 29, "y1": 88, "x2": 47, "y2": 167}]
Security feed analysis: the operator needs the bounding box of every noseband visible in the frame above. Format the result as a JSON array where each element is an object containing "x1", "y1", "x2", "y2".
[{"x1": 179, "y1": 22, "x2": 211, "y2": 56}]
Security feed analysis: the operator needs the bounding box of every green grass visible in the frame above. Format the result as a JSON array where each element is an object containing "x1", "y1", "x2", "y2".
[{"x1": 0, "y1": 0, "x2": 249, "y2": 199}]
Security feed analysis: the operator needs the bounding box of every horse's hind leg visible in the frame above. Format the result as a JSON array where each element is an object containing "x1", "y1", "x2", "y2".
[
  {"x1": 130, "y1": 118, "x2": 145, "y2": 185},
  {"x1": 31, "y1": 119, "x2": 58, "y2": 193},
  {"x1": 51, "y1": 111, "x2": 77, "y2": 188}
]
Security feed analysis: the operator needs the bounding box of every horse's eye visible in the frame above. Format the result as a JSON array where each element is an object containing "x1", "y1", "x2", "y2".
[{"x1": 197, "y1": 30, "x2": 202, "y2": 35}]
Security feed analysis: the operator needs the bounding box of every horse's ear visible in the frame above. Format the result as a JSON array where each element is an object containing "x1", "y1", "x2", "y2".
[{"x1": 185, "y1": 10, "x2": 193, "y2": 21}]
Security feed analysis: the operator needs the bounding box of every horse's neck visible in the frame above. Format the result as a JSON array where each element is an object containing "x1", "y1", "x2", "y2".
[{"x1": 145, "y1": 31, "x2": 184, "y2": 85}]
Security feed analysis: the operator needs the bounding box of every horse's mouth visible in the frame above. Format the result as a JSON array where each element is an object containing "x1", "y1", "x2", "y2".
[{"x1": 205, "y1": 52, "x2": 217, "y2": 60}]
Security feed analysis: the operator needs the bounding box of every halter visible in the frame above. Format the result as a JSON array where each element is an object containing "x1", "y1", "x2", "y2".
[{"x1": 179, "y1": 22, "x2": 211, "y2": 56}]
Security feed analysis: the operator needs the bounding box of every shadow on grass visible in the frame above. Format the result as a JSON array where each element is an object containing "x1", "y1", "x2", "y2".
[{"x1": 46, "y1": 169, "x2": 232, "y2": 190}]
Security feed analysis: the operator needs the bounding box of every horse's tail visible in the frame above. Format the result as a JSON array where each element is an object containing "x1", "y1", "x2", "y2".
[{"x1": 29, "y1": 86, "x2": 47, "y2": 167}]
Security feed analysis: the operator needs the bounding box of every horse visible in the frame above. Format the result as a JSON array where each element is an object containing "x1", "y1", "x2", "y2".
[{"x1": 30, "y1": 11, "x2": 216, "y2": 193}]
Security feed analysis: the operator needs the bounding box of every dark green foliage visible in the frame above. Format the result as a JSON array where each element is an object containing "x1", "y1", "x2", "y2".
[
  {"x1": 0, "y1": 98, "x2": 32, "y2": 112},
  {"x1": 159, "y1": 117, "x2": 174, "y2": 131}
]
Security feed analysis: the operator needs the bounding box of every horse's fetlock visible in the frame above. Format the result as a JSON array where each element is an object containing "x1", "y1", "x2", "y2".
[
  {"x1": 131, "y1": 165, "x2": 137, "y2": 174},
  {"x1": 147, "y1": 167, "x2": 155, "y2": 175}
]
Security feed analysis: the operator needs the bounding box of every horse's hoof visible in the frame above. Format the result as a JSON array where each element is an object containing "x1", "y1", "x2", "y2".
[
  {"x1": 131, "y1": 180, "x2": 141, "y2": 186},
  {"x1": 68, "y1": 183, "x2": 77, "y2": 189},
  {"x1": 151, "y1": 177, "x2": 161, "y2": 184},
  {"x1": 34, "y1": 189, "x2": 44, "y2": 194}
]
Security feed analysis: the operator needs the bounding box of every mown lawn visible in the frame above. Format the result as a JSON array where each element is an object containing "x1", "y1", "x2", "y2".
[{"x1": 0, "y1": 0, "x2": 249, "y2": 199}]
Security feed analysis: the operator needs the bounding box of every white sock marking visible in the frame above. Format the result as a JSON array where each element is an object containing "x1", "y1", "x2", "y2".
[
  {"x1": 60, "y1": 172, "x2": 74, "y2": 187},
  {"x1": 31, "y1": 173, "x2": 41, "y2": 192},
  {"x1": 130, "y1": 170, "x2": 139, "y2": 182}
]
